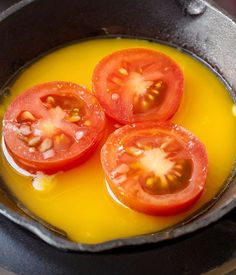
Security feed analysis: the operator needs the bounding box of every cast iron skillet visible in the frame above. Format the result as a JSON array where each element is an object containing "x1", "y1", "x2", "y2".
[{"x1": 0, "y1": 0, "x2": 235, "y2": 252}]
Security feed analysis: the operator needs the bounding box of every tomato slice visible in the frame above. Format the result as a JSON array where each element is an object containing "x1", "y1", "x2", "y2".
[
  {"x1": 2, "y1": 81, "x2": 105, "y2": 174},
  {"x1": 101, "y1": 122, "x2": 208, "y2": 215},
  {"x1": 93, "y1": 48, "x2": 184, "y2": 124}
]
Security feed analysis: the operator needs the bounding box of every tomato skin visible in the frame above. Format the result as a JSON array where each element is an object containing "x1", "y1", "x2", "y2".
[
  {"x1": 93, "y1": 48, "x2": 184, "y2": 124},
  {"x1": 3, "y1": 81, "x2": 106, "y2": 174},
  {"x1": 101, "y1": 122, "x2": 208, "y2": 216},
  {"x1": 4, "y1": 138, "x2": 100, "y2": 175}
]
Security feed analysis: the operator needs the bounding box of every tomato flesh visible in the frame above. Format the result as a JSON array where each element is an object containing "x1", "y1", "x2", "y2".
[
  {"x1": 2, "y1": 81, "x2": 105, "y2": 174},
  {"x1": 93, "y1": 48, "x2": 184, "y2": 124},
  {"x1": 101, "y1": 122, "x2": 208, "y2": 216}
]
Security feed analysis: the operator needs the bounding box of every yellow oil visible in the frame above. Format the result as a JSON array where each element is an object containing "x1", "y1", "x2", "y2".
[{"x1": 0, "y1": 38, "x2": 236, "y2": 244}]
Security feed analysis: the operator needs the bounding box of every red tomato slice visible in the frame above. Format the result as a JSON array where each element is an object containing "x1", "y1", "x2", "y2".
[
  {"x1": 2, "y1": 81, "x2": 105, "y2": 174},
  {"x1": 101, "y1": 122, "x2": 208, "y2": 216},
  {"x1": 93, "y1": 48, "x2": 184, "y2": 124}
]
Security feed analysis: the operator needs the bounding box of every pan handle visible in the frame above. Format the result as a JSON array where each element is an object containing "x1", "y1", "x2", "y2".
[{"x1": 177, "y1": 0, "x2": 207, "y2": 15}]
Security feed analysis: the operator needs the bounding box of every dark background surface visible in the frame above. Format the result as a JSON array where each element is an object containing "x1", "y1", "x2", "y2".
[{"x1": 0, "y1": 1, "x2": 236, "y2": 274}]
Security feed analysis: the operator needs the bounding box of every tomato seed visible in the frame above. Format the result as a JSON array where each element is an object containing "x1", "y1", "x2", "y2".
[
  {"x1": 166, "y1": 174, "x2": 176, "y2": 182},
  {"x1": 54, "y1": 135, "x2": 62, "y2": 144},
  {"x1": 136, "y1": 142, "x2": 143, "y2": 148},
  {"x1": 175, "y1": 164, "x2": 183, "y2": 170},
  {"x1": 173, "y1": 171, "x2": 181, "y2": 177},
  {"x1": 151, "y1": 89, "x2": 159, "y2": 95},
  {"x1": 111, "y1": 93, "x2": 120, "y2": 100},
  {"x1": 155, "y1": 81, "x2": 163, "y2": 88},
  {"x1": 126, "y1": 146, "x2": 144, "y2": 156},
  {"x1": 75, "y1": 131, "x2": 84, "y2": 141},
  {"x1": 160, "y1": 142, "x2": 168, "y2": 149},
  {"x1": 19, "y1": 125, "x2": 31, "y2": 136},
  {"x1": 69, "y1": 114, "x2": 81, "y2": 122},
  {"x1": 112, "y1": 77, "x2": 123, "y2": 86},
  {"x1": 42, "y1": 149, "x2": 55, "y2": 159},
  {"x1": 146, "y1": 177, "x2": 155, "y2": 187},
  {"x1": 160, "y1": 176, "x2": 168, "y2": 188},
  {"x1": 84, "y1": 120, "x2": 91, "y2": 126},
  {"x1": 46, "y1": 96, "x2": 55, "y2": 106},
  {"x1": 28, "y1": 136, "x2": 41, "y2": 147},
  {"x1": 20, "y1": 111, "x2": 36, "y2": 122},
  {"x1": 113, "y1": 174, "x2": 127, "y2": 185},
  {"x1": 136, "y1": 142, "x2": 152, "y2": 150},
  {"x1": 142, "y1": 100, "x2": 148, "y2": 107},
  {"x1": 147, "y1": 94, "x2": 155, "y2": 100},
  {"x1": 118, "y1": 68, "x2": 128, "y2": 76},
  {"x1": 39, "y1": 138, "x2": 53, "y2": 153},
  {"x1": 29, "y1": 147, "x2": 36, "y2": 153},
  {"x1": 115, "y1": 163, "x2": 130, "y2": 174}
]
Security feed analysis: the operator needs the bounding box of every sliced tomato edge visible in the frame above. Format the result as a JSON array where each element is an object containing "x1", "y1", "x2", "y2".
[
  {"x1": 4, "y1": 135, "x2": 102, "y2": 174},
  {"x1": 107, "y1": 180, "x2": 204, "y2": 216}
]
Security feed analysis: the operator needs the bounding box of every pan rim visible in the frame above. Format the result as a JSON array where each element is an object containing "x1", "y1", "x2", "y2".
[{"x1": 0, "y1": 0, "x2": 236, "y2": 252}]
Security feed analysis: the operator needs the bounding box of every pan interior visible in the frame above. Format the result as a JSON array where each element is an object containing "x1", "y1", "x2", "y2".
[{"x1": 0, "y1": 37, "x2": 236, "y2": 245}]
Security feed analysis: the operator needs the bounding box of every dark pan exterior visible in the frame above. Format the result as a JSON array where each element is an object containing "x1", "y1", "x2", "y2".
[{"x1": 0, "y1": 0, "x2": 235, "y2": 252}]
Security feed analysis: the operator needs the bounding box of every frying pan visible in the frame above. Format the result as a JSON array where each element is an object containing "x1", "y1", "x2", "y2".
[{"x1": 0, "y1": 0, "x2": 235, "y2": 252}]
